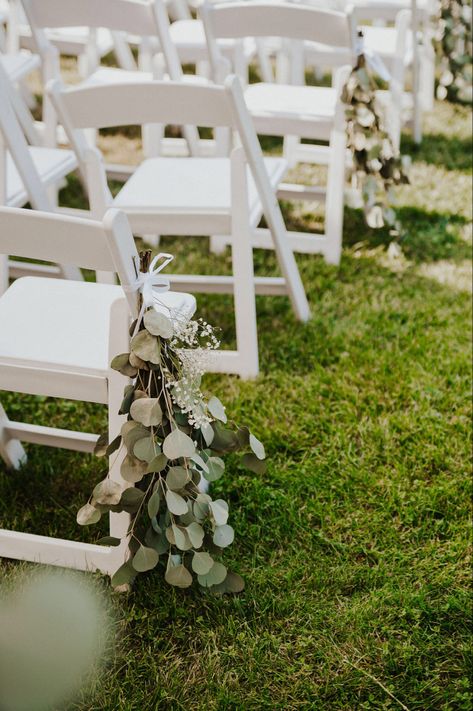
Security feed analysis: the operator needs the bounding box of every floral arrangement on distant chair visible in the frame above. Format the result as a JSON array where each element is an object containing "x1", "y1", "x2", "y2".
[
  {"x1": 77, "y1": 252, "x2": 266, "y2": 592},
  {"x1": 342, "y1": 35, "x2": 410, "y2": 232},
  {"x1": 435, "y1": 0, "x2": 473, "y2": 103}
]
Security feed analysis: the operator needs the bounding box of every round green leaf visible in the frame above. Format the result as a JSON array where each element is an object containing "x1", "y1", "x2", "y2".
[
  {"x1": 147, "y1": 489, "x2": 161, "y2": 519},
  {"x1": 211, "y1": 571, "x2": 245, "y2": 595},
  {"x1": 204, "y1": 457, "x2": 225, "y2": 482},
  {"x1": 145, "y1": 528, "x2": 169, "y2": 554},
  {"x1": 121, "y1": 421, "x2": 149, "y2": 452},
  {"x1": 106, "y1": 435, "x2": 122, "y2": 457},
  {"x1": 121, "y1": 454, "x2": 147, "y2": 483},
  {"x1": 193, "y1": 493, "x2": 211, "y2": 520},
  {"x1": 190, "y1": 453, "x2": 209, "y2": 473},
  {"x1": 172, "y1": 524, "x2": 192, "y2": 551},
  {"x1": 130, "y1": 398, "x2": 162, "y2": 427},
  {"x1": 166, "y1": 490, "x2": 188, "y2": 516},
  {"x1": 93, "y1": 433, "x2": 109, "y2": 457},
  {"x1": 165, "y1": 564, "x2": 193, "y2": 588},
  {"x1": 198, "y1": 562, "x2": 227, "y2": 588},
  {"x1": 163, "y1": 429, "x2": 195, "y2": 460},
  {"x1": 186, "y1": 522, "x2": 205, "y2": 549},
  {"x1": 131, "y1": 330, "x2": 161, "y2": 365},
  {"x1": 166, "y1": 466, "x2": 190, "y2": 491},
  {"x1": 213, "y1": 524, "x2": 234, "y2": 548},
  {"x1": 120, "y1": 487, "x2": 145, "y2": 508},
  {"x1": 111, "y1": 561, "x2": 136, "y2": 588},
  {"x1": 249, "y1": 434, "x2": 266, "y2": 460},
  {"x1": 144, "y1": 309, "x2": 174, "y2": 339},
  {"x1": 200, "y1": 422, "x2": 214, "y2": 446},
  {"x1": 111, "y1": 353, "x2": 137, "y2": 377},
  {"x1": 92, "y1": 479, "x2": 122, "y2": 506},
  {"x1": 77, "y1": 503, "x2": 101, "y2": 526},
  {"x1": 96, "y1": 536, "x2": 121, "y2": 547},
  {"x1": 133, "y1": 436, "x2": 157, "y2": 462},
  {"x1": 208, "y1": 396, "x2": 227, "y2": 423},
  {"x1": 132, "y1": 545, "x2": 159, "y2": 572},
  {"x1": 209, "y1": 499, "x2": 229, "y2": 526},
  {"x1": 192, "y1": 552, "x2": 214, "y2": 575},
  {"x1": 146, "y1": 453, "x2": 168, "y2": 473},
  {"x1": 242, "y1": 452, "x2": 267, "y2": 475}
]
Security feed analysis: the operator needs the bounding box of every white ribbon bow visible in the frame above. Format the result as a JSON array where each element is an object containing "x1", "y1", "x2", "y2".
[
  {"x1": 355, "y1": 34, "x2": 391, "y2": 83},
  {"x1": 129, "y1": 252, "x2": 174, "y2": 308}
]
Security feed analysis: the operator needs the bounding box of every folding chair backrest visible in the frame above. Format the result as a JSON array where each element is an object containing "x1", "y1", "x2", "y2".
[
  {"x1": 21, "y1": 0, "x2": 185, "y2": 80},
  {"x1": 202, "y1": 1, "x2": 357, "y2": 49},
  {"x1": 0, "y1": 60, "x2": 51, "y2": 210},
  {"x1": 0, "y1": 206, "x2": 139, "y2": 310},
  {"x1": 21, "y1": 0, "x2": 159, "y2": 37},
  {"x1": 49, "y1": 79, "x2": 236, "y2": 146}
]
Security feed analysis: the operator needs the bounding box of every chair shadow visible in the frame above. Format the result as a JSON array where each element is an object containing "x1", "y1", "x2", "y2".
[
  {"x1": 342, "y1": 206, "x2": 471, "y2": 263},
  {"x1": 401, "y1": 132, "x2": 473, "y2": 172}
]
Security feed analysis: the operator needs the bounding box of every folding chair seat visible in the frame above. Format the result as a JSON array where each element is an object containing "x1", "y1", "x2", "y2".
[
  {"x1": 0, "y1": 206, "x2": 196, "y2": 575},
  {"x1": 112, "y1": 156, "x2": 287, "y2": 232},
  {"x1": 202, "y1": 1, "x2": 357, "y2": 264},
  {"x1": 50, "y1": 76, "x2": 311, "y2": 378}
]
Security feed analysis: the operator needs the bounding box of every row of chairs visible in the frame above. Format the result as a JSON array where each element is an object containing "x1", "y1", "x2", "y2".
[{"x1": 0, "y1": 0, "x2": 436, "y2": 575}]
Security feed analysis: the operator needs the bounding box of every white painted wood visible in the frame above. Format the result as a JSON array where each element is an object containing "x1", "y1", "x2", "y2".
[
  {"x1": 4, "y1": 422, "x2": 98, "y2": 452},
  {"x1": 0, "y1": 402, "x2": 26, "y2": 469}
]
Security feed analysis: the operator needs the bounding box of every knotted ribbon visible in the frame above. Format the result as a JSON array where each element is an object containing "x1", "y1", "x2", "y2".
[
  {"x1": 125, "y1": 252, "x2": 174, "y2": 307},
  {"x1": 355, "y1": 32, "x2": 391, "y2": 83},
  {"x1": 124, "y1": 252, "x2": 175, "y2": 334}
]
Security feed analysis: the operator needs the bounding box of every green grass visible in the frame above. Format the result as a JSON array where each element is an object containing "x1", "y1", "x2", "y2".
[{"x1": 0, "y1": 101, "x2": 472, "y2": 710}]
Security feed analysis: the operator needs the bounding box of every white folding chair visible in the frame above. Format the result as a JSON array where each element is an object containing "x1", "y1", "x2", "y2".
[
  {"x1": 0, "y1": 205, "x2": 196, "y2": 575},
  {"x1": 0, "y1": 59, "x2": 80, "y2": 292},
  {"x1": 203, "y1": 1, "x2": 357, "y2": 264},
  {"x1": 49, "y1": 75, "x2": 311, "y2": 378}
]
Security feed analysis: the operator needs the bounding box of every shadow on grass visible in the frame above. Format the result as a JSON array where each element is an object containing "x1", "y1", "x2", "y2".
[
  {"x1": 342, "y1": 206, "x2": 471, "y2": 263},
  {"x1": 401, "y1": 132, "x2": 473, "y2": 172}
]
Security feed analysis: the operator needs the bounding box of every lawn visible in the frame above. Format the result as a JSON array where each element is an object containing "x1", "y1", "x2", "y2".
[{"x1": 0, "y1": 98, "x2": 471, "y2": 710}]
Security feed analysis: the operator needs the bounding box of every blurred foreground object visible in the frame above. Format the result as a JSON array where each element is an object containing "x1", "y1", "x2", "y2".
[{"x1": 0, "y1": 569, "x2": 110, "y2": 711}]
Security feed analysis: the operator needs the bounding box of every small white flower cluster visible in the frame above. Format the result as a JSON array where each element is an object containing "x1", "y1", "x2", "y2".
[
  {"x1": 171, "y1": 317, "x2": 220, "y2": 351},
  {"x1": 165, "y1": 317, "x2": 221, "y2": 429},
  {"x1": 170, "y1": 374, "x2": 211, "y2": 429}
]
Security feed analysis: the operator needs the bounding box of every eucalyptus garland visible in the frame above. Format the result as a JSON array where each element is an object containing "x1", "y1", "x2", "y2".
[
  {"x1": 435, "y1": 0, "x2": 472, "y2": 103},
  {"x1": 341, "y1": 47, "x2": 409, "y2": 231},
  {"x1": 77, "y1": 253, "x2": 266, "y2": 593}
]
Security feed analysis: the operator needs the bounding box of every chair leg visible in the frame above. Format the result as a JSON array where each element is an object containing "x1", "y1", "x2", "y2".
[
  {"x1": 231, "y1": 149, "x2": 259, "y2": 379},
  {"x1": 0, "y1": 403, "x2": 26, "y2": 470},
  {"x1": 324, "y1": 121, "x2": 347, "y2": 266},
  {"x1": 107, "y1": 301, "x2": 132, "y2": 545}
]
